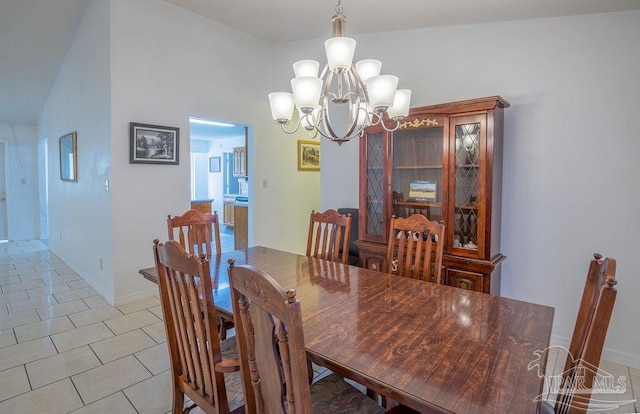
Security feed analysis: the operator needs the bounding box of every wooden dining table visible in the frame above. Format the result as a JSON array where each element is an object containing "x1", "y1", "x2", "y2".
[{"x1": 140, "y1": 246, "x2": 554, "y2": 413}]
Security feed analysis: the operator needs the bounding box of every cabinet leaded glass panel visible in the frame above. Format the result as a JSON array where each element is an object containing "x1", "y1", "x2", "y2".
[{"x1": 454, "y1": 122, "x2": 480, "y2": 251}]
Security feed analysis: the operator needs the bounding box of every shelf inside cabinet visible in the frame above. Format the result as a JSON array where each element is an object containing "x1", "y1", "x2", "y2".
[
  {"x1": 395, "y1": 164, "x2": 443, "y2": 170},
  {"x1": 394, "y1": 200, "x2": 442, "y2": 208}
]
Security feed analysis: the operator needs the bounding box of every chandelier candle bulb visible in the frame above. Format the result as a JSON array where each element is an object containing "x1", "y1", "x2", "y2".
[
  {"x1": 268, "y1": 92, "x2": 294, "y2": 122},
  {"x1": 325, "y1": 37, "x2": 356, "y2": 72},
  {"x1": 293, "y1": 60, "x2": 320, "y2": 78},
  {"x1": 387, "y1": 89, "x2": 412, "y2": 120},
  {"x1": 366, "y1": 75, "x2": 399, "y2": 111},
  {"x1": 291, "y1": 77, "x2": 323, "y2": 112},
  {"x1": 355, "y1": 59, "x2": 382, "y2": 83}
]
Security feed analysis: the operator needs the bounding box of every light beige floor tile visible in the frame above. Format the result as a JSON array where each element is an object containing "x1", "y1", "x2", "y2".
[
  {"x1": 0, "y1": 365, "x2": 31, "y2": 402},
  {"x1": 72, "y1": 355, "x2": 152, "y2": 404},
  {"x1": 7, "y1": 294, "x2": 58, "y2": 313},
  {"x1": 42, "y1": 274, "x2": 82, "y2": 286},
  {"x1": 66, "y1": 279, "x2": 89, "y2": 290},
  {"x1": 0, "y1": 327, "x2": 17, "y2": 348},
  {"x1": 124, "y1": 369, "x2": 172, "y2": 414},
  {"x1": 26, "y1": 345, "x2": 102, "y2": 389},
  {"x1": 148, "y1": 304, "x2": 164, "y2": 319},
  {"x1": 82, "y1": 295, "x2": 110, "y2": 309},
  {"x1": 0, "y1": 309, "x2": 40, "y2": 330},
  {"x1": 104, "y1": 309, "x2": 161, "y2": 335},
  {"x1": 70, "y1": 391, "x2": 138, "y2": 414},
  {"x1": 1, "y1": 279, "x2": 44, "y2": 293},
  {"x1": 91, "y1": 329, "x2": 156, "y2": 364},
  {"x1": 142, "y1": 321, "x2": 167, "y2": 343},
  {"x1": 0, "y1": 336, "x2": 57, "y2": 371},
  {"x1": 117, "y1": 297, "x2": 161, "y2": 314},
  {"x1": 0, "y1": 378, "x2": 83, "y2": 413},
  {"x1": 36, "y1": 299, "x2": 89, "y2": 320},
  {"x1": 19, "y1": 272, "x2": 46, "y2": 282},
  {"x1": 0, "y1": 275, "x2": 21, "y2": 285},
  {"x1": 54, "y1": 287, "x2": 98, "y2": 303},
  {"x1": 14, "y1": 315, "x2": 75, "y2": 343},
  {"x1": 68, "y1": 305, "x2": 123, "y2": 327},
  {"x1": 599, "y1": 359, "x2": 631, "y2": 378},
  {"x1": 135, "y1": 342, "x2": 170, "y2": 375},
  {"x1": 27, "y1": 282, "x2": 71, "y2": 298},
  {"x1": 51, "y1": 322, "x2": 114, "y2": 353},
  {"x1": 0, "y1": 290, "x2": 28, "y2": 305}
]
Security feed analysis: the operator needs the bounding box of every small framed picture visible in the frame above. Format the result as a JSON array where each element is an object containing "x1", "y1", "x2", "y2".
[
  {"x1": 209, "y1": 156, "x2": 221, "y2": 172},
  {"x1": 297, "y1": 140, "x2": 320, "y2": 171},
  {"x1": 129, "y1": 122, "x2": 179, "y2": 164},
  {"x1": 409, "y1": 181, "x2": 437, "y2": 202}
]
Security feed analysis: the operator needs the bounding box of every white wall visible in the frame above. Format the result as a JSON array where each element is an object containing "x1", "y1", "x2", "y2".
[
  {"x1": 39, "y1": 0, "x2": 114, "y2": 300},
  {"x1": 0, "y1": 122, "x2": 39, "y2": 241},
  {"x1": 108, "y1": 0, "x2": 320, "y2": 302},
  {"x1": 316, "y1": 11, "x2": 640, "y2": 367}
]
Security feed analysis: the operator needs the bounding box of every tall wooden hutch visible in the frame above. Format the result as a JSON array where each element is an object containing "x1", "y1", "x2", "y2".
[{"x1": 356, "y1": 96, "x2": 509, "y2": 294}]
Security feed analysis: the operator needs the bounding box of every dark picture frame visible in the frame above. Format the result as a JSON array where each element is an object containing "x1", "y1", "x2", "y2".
[
  {"x1": 59, "y1": 131, "x2": 78, "y2": 182},
  {"x1": 209, "y1": 156, "x2": 221, "y2": 172},
  {"x1": 129, "y1": 122, "x2": 179, "y2": 164}
]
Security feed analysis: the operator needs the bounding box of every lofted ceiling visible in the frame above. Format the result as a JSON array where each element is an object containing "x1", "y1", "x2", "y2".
[{"x1": 1, "y1": 0, "x2": 639, "y2": 126}]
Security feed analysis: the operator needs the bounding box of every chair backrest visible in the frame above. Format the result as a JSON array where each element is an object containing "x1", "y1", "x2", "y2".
[
  {"x1": 167, "y1": 209, "x2": 222, "y2": 260},
  {"x1": 553, "y1": 254, "x2": 618, "y2": 414},
  {"x1": 386, "y1": 214, "x2": 445, "y2": 284},
  {"x1": 153, "y1": 239, "x2": 230, "y2": 414},
  {"x1": 306, "y1": 209, "x2": 352, "y2": 265},
  {"x1": 228, "y1": 260, "x2": 312, "y2": 414}
]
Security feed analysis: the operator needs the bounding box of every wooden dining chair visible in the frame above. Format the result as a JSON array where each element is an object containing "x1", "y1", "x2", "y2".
[
  {"x1": 227, "y1": 259, "x2": 398, "y2": 414},
  {"x1": 386, "y1": 214, "x2": 445, "y2": 284},
  {"x1": 153, "y1": 239, "x2": 244, "y2": 414},
  {"x1": 168, "y1": 208, "x2": 234, "y2": 339},
  {"x1": 537, "y1": 254, "x2": 619, "y2": 414},
  {"x1": 167, "y1": 208, "x2": 222, "y2": 260},
  {"x1": 306, "y1": 209, "x2": 352, "y2": 265}
]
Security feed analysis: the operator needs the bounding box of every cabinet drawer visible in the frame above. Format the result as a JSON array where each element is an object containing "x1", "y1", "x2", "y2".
[
  {"x1": 446, "y1": 268, "x2": 484, "y2": 292},
  {"x1": 360, "y1": 253, "x2": 386, "y2": 273}
]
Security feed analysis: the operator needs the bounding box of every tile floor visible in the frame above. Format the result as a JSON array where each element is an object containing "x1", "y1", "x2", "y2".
[{"x1": 0, "y1": 239, "x2": 638, "y2": 413}]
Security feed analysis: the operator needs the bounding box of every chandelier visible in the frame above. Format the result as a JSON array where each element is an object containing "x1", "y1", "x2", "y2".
[{"x1": 268, "y1": 0, "x2": 411, "y2": 145}]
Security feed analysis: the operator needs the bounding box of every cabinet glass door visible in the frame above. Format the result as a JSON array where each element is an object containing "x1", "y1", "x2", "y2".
[
  {"x1": 451, "y1": 115, "x2": 485, "y2": 256},
  {"x1": 391, "y1": 126, "x2": 444, "y2": 226},
  {"x1": 361, "y1": 130, "x2": 386, "y2": 243}
]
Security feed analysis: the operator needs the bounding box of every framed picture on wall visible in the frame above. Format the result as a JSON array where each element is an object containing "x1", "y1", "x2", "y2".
[
  {"x1": 129, "y1": 122, "x2": 179, "y2": 164},
  {"x1": 59, "y1": 131, "x2": 78, "y2": 182},
  {"x1": 297, "y1": 140, "x2": 320, "y2": 171},
  {"x1": 209, "y1": 156, "x2": 221, "y2": 172}
]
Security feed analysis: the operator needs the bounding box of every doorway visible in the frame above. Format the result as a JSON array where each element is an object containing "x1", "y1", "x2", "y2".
[
  {"x1": 189, "y1": 117, "x2": 251, "y2": 252},
  {"x1": 0, "y1": 142, "x2": 8, "y2": 241}
]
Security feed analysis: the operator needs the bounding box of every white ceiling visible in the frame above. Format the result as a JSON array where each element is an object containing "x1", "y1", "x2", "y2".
[{"x1": 2, "y1": 0, "x2": 639, "y2": 125}]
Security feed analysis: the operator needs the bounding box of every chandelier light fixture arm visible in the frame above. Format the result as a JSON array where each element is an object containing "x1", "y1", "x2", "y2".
[{"x1": 268, "y1": 0, "x2": 412, "y2": 145}]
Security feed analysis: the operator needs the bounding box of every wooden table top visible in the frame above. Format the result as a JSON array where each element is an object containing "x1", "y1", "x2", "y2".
[{"x1": 141, "y1": 246, "x2": 554, "y2": 413}]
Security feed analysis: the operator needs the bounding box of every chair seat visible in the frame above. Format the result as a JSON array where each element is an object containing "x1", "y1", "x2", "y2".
[
  {"x1": 220, "y1": 336, "x2": 244, "y2": 412},
  {"x1": 310, "y1": 374, "x2": 385, "y2": 414}
]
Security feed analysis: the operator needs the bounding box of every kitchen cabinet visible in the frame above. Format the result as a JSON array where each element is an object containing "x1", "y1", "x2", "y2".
[{"x1": 233, "y1": 147, "x2": 246, "y2": 177}]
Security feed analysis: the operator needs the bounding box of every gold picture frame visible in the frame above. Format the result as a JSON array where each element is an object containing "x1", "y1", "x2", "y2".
[
  {"x1": 59, "y1": 131, "x2": 78, "y2": 182},
  {"x1": 297, "y1": 140, "x2": 320, "y2": 171}
]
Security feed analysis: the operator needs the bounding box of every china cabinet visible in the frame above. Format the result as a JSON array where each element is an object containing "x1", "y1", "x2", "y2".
[{"x1": 355, "y1": 96, "x2": 509, "y2": 294}]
